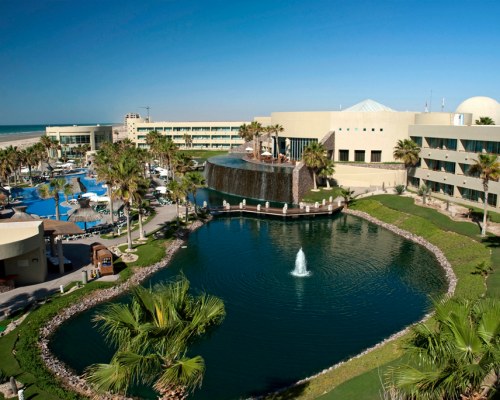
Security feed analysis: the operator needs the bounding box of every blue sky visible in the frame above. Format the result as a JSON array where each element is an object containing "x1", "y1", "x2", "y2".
[{"x1": 1, "y1": 0, "x2": 499, "y2": 124}]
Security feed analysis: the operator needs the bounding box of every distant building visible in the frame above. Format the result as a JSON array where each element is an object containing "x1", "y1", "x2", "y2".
[
  {"x1": 128, "y1": 119, "x2": 248, "y2": 150},
  {"x1": 46, "y1": 125, "x2": 113, "y2": 158}
]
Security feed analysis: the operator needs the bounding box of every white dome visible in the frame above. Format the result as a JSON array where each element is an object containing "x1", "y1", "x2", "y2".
[{"x1": 455, "y1": 96, "x2": 500, "y2": 125}]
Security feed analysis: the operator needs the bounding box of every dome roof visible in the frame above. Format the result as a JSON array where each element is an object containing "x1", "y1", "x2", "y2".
[
  {"x1": 455, "y1": 96, "x2": 500, "y2": 125},
  {"x1": 343, "y1": 99, "x2": 395, "y2": 112}
]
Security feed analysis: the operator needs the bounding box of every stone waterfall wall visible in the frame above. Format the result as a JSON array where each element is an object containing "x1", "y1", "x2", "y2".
[
  {"x1": 205, "y1": 160, "x2": 294, "y2": 203},
  {"x1": 292, "y1": 162, "x2": 315, "y2": 204}
]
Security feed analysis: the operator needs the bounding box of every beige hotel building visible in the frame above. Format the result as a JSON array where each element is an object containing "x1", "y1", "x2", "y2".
[{"x1": 127, "y1": 96, "x2": 500, "y2": 209}]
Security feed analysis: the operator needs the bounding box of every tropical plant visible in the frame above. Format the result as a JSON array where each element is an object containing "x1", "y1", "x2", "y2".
[
  {"x1": 183, "y1": 133, "x2": 193, "y2": 149},
  {"x1": 318, "y1": 159, "x2": 335, "y2": 190},
  {"x1": 266, "y1": 124, "x2": 284, "y2": 159},
  {"x1": 471, "y1": 261, "x2": 493, "y2": 277},
  {"x1": 167, "y1": 179, "x2": 188, "y2": 227},
  {"x1": 184, "y1": 171, "x2": 205, "y2": 216},
  {"x1": 386, "y1": 296, "x2": 500, "y2": 400},
  {"x1": 394, "y1": 184, "x2": 405, "y2": 195},
  {"x1": 239, "y1": 121, "x2": 264, "y2": 159},
  {"x1": 109, "y1": 150, "x2": 148, "y2": 249},
  {"x1": 418, "y1": 183, "x2": 432, "y2": 205},
  {"x1": 339, "y1": 187, "x2": 358, "y2": 209},
  {"x1": 475, "y1": 116, "x2": 495, "y2": 125},
  {"x1": 469, "y1": 153, "x2": 500, "y2": 236},
  {"x1": 37, "y1": 177, "x2": 73, "y2": 220},
  {"x1": 0, "y1": 148, "x2": 13, "y2": 185},
  {"x1": 85, "y1": 276, "x2": 225, "y2": 398},
  {"x1": 39, "y1": 135, "x2": 59, "y2": 160},
  {"x1": 302, "y1": 142, "x2": 328, "y2": 191},
  {"x1": 393, "y1": 139, "x2": 421, "y2": 185}
]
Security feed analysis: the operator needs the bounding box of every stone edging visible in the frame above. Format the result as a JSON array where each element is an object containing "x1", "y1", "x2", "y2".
[
  {"x1": 258, "y1": 209, "x2": 456, "y2": 399},
  {"x1": 38, "y1": 220, "x2": 206, "y2": 400}
]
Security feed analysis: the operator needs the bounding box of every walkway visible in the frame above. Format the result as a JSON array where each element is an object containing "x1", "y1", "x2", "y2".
[{"x1": 0, "y1": 204, "x2": 177, "y2": 316}]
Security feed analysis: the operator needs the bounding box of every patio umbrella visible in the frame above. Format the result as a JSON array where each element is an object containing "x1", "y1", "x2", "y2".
[
  {"x1": 67, "y1": 197, "x2": 101, "y2": 230},
  {"x1": 261, "y1": 151, "x2": 272, "y2": 156},
  {"x1": 10, "y1": 206, "x2": 38, "y2": 221},
  {"x1": 245, "y1": 147, "x2": 253, "y2": 152}
]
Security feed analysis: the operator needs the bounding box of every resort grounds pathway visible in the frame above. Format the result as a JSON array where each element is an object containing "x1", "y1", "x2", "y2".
[{"x1": 0, "y1": 204, "x2": 178, "y2": 316}]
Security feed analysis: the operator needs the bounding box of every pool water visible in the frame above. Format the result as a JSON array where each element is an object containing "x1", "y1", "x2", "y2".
[
  {"x1": 12, "y1": 172, "x2": 107, "y2": 229},
  {"x1": 51, "y1": 215, "x2": 447, "y2": 399}
]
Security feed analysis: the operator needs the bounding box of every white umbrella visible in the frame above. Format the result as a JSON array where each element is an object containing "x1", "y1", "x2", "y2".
[
  {"x1": 155, "y1": 186, "x2": 168, "y2": 194},
  {"x1": 261, "y1": 151, "x2": 272, "y2": 156},
  {"x1": 245, "y1": 147, "x2": 253, "y2": 152}
]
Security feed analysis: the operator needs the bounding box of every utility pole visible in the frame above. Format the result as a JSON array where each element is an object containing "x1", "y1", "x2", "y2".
[{"x1": 139, "y1": 106, "x2": 151, "y2": 122}]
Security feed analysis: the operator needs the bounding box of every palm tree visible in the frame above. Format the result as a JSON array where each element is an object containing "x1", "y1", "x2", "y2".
[
  {"x1": 24, "y1": 145, "x2": 43, "y2": 186},
  {"x1": 39, "y1": 135, "x2": 59, "y2": 160},
  {"x1": 37, "y1": 177, "x2": 73, "y2": 220},
  {"x1": 267, "y1": 124, "x2": 284, "y2": 159},
  {"x1": 184, "y1": 171, "x2": 205, "y2": 215},
  {"x1": 183, "y1": 133, "x2": 193, "y2": 149},
  {"x1": 302, "y1": 142, "x2": 328, "y2": 191},
  {"x1": 110, "y1": 154, "x2": 148, "y2": 250},
  {"x1": 393, "y1": 139, "x2": 421, "y2": 185},
  {"x1": 94, "y1": 142, "x2": 119, "y2": 226},
  {"x1": 476, "y1": 116, "x2": 495, "y2": 125},
  {"x1": 469, "y1": 153, "x2": 500, "y2": 236},
  {"x1": 339, "y1": 187, "x2": 358, "y2": 209},
  {"x1": 239, "y1": 121, "x2": 263, "y2": 159},
  {"x1": 0, "y1": 149, "x2": 13, "y2": 186},
  {"x1": 318, "y1": 159, "x2": 335, "y2": 190},
  {"x1": 167, "y1": 179, "x2": 187, "y2": 228},
  {"x1": 386, "y1": 296, "x2": 500, "y2": 400},
  {"x1": 85, "y1": 276, "x2": 225, "y2": 399},
  {"x1": 4, "y1": 146, "x2": 20, "y2": 185}
]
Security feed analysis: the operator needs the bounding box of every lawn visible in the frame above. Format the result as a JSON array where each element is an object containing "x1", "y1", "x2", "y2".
[
  {"x1": 301, "y1": 187, "x2": 343, "y2": 203},
  {"x1": 181, "y1": 149, "x2": 228, "y2": 161}
]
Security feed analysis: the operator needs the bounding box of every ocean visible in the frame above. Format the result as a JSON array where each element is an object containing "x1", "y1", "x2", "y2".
[{"x1": 0, "y1": 124, "x2": 117, "y2": 138}]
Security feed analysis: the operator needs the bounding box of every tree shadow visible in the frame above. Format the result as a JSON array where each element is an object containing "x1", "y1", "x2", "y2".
[
  {"x1": 482, "y1": 235, "x2": 500, "y2": 248},
  {"x1": 248, "y1": 377, "x2": 310, "y2": 400}
]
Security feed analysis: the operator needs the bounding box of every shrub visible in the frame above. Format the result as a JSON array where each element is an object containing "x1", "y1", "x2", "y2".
[{"x1": 394, "y1": 185, "x2": 405, "y2": 195}]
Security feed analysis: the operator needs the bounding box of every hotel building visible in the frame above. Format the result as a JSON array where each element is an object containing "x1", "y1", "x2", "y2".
[
  {"x1": 46, "y1": 125, "x2": 113, "y2": 158},
  {"x1": 127, "y1": 96, "x2": 500, "y2": 209}
]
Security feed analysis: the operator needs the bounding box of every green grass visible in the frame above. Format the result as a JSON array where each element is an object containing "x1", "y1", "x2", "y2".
[
  {"x1": 0, "y1": 281, "x2": 114, "y2": 399},
  {"x1": 301, "y1": 187, "x2": 343, "y2": 203},
  {"x1": 117, "y1": 237, "x2": 170, "y2": 268},
  {"x1": 181, "y1": 150, "x2": 228, "y2": 161}
]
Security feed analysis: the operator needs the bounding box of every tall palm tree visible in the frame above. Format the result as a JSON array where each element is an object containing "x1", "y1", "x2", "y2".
[
  {"x1": 183, "y1": 133, "x2": 193, "y2": 149},
  {"x1": 0, "y1": 149, "x2": 13, "y2": 186},
  {"x1": 386, "y1": 297, "x2": 500, "y2": 400},
  {"x1": 469, "y1": 153, "x2": 500, "y2": 236},
  {"x1": 167, "y1": 179, "x2": 187, "y2": 228},
  {"x1": 37, "y1": 177, "x2": 73, "y2": 220},
  {"x1": 110, "y1": 154, "x2": 148, "y2": 250},
  {"x1": 24, "y1": 145, "x2": 43, "y2": 186},
  {"x1": 39, "y1": 135, "x2": 59, "y2": 160},
  {"x1": 267, "y1": 124, "x2": 284, "y2": 159},
  {"x1": 393, "y1": 139, "x2": 421, "y2": 185},
  {"x1": 239, "y1": 122, "x2": 263, "y2": 159},
  {"x1": 318, "y1": 159, "x2": 335, "y2": 190},
  {"x1": 302, "y1": 142, "x2": 328, "y2": 191},
  {"x1": 85, "y1": 276, "x2": 225, "y2": 399},
  {"x1": 4, "y1": 146, "x2": 20, "y2": 185},
  {"x1": 184, "y1": 171, "x2": 205, "y2": 215},
  {"x1": 475, "y1": 116, "x2": 495, "y2": 125}
]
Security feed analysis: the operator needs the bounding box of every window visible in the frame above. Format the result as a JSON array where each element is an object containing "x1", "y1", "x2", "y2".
[
  {"x1": 338, "y1": 150, "x2": 349, "y2": 161},
  {"x1": 410, "y1": 136, "x2": 423, "y2": 147},
  {"x1": 371, "y1": 128, "x2": 375, "y2": 132},
  {"x1": 363, "y1": 128, "x2": 366, "y2": 132},
  {"x1": 338, "y1": 128, "x2": 342, "y2": 131},
  {"x1": 380, "y1": 128, "x2": 384, "y2": 131},
  {"x1": 370, "y1": 150, "x2": 382, "y2": 162},
  {"x1": 355, "y1": 150, "x2": 365, "y2": 162}
]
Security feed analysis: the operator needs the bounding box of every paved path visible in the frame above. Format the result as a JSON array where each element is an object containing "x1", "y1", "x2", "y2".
[{"x1": 0, "y1": 204, "x2": 178, "y2": 316}]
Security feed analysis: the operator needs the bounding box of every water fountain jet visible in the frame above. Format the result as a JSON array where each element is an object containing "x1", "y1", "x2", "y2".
[{"x1": 291, "y1": 248, "x2": 310, "y2": 277}]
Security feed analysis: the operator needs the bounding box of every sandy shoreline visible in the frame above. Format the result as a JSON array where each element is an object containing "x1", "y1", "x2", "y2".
[{"x1": 0, "y1": 132, "x2": 44, "y2": 148}]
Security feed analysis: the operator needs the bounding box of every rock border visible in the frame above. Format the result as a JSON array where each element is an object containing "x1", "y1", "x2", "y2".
[
  {"x1": 38, "y1": 220, "x2": 206, "y2": 400},
  {"x1": 258, "y1": 209, "x2": 456, "y2": 399}
]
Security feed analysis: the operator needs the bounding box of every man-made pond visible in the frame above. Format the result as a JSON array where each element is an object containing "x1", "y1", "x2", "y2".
[{"x1": 51, "y1": 214, "x2": 447, "y2": 399}]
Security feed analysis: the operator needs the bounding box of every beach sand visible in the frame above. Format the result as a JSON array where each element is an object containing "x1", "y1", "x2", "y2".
[{"x1": 0, "y1": 132, "x2": 44, "y2": 149}]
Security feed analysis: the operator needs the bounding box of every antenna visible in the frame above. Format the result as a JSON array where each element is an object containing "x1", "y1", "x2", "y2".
[{"x1": 139, "y1": 106, "x2": 151, "y2": 122}]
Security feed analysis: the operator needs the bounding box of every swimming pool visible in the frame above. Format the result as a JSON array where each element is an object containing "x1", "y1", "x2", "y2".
[{"x1": 11, "y1": 171, "x2": 107, "y2": 229}]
